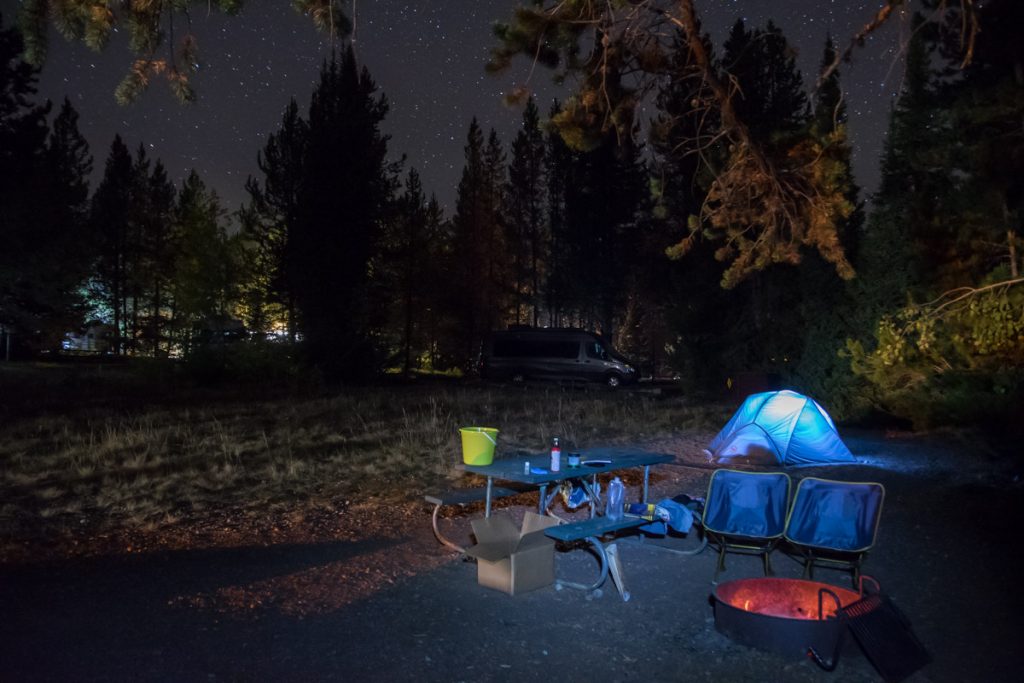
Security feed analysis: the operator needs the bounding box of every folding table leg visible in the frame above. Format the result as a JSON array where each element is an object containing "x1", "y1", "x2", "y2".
[{"x1": 485, "y1": 477, "x2": 493, "y2": 518}]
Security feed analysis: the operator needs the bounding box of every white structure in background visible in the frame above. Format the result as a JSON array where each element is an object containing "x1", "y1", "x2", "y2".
[{"x1": 61, "y1": 322, "x2": 115, "y2": 355}]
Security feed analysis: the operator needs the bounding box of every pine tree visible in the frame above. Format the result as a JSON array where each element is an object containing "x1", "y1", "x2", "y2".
[
  {"x1": 384, "y1": 168, "x2": 433, "y2": 377},
  {"x1": 123, "y1": 144, "x2": 151, "y2": 351},
  {"x1": 40, "y1": 97, "x2": 93, "y2": 334},
  {"x1": 89, "y1": 135, "x2": 133, "y2": 353},
  {"x1": 484, "y1": 128, "x2": 510, "y2": 319},
  {"x1": 857, "y1": 20, "x2": 938, "y2": 318},
  {"x1": 494, "y1": 3, "x2": 855, "y2": 290},
  {"x1": 86, "y1": 138, "x2": 177, "y2": 355},
  {"x1": 716, "y1": 20, "x2": 815, "y2": 374},
  {"x1": 812, "y1": 35, "x2": 844, "y2": 135},
  {"x1": 1, "y1": 10, "x2": 52, "y2": 323},
  {"x1": 1, "y1": 18, "x2": 89, "y2": 355},
  {"x1": 451, "y1": 119, "x2": 506, "y2": 370},
  {"x1": 721, "y1": 19, "x2": 809, "y2": 144},
  {"x1": 935, "y1": 0, "x2": 1024, "y2": 282},
  {"x1": 810, "y1": 33, "x2": 862, "y2": 262},
  {"x1": 791, "y1": 35, "x2": 864, "y2": 408},
  {"x1": 171, "y1": 170, "x2": 241, "y2": 352},
  {"x1": 136, "y1": 154, "x2": 177, "y2": 355},
  {"x1": 537, "y1": 93, "x2": 646, "y2": 341},
  {"x1": 290, "y1": 46, "x2": 397, "y2": 381},
  {"x1": 560, "y1": 130, "x2": 646, "y2": 341},
  {"x1": 544, "y1": 100, "x2": 573, "y2": 326},
  {"x1": 244, "y1": 49, "x2": 398, "y2": 379},
  {"x1": 505, "y1": 97, "x2": 547, "y2": 326},
  {"x1": 45, "y1": 98, "x2": 91, "y2": 213},
  {"x1": 647, "y1": 23, "x2": 733, "y2": 387},
  {"x1": 651, "y1": 23, "x2": 717, "y2": 227},
  {"x1": 244, "y1": 98, "x2": 308, "y2": 341},
  {"x1": 720, "y1": 19, "x2": 758, "y2": 131},
  {"x1": 845, "y1": 6, "x2": 1023, "y2": 428},
  {"x1": 420, "y1": 195, "x2": 451, "y2": 369}
]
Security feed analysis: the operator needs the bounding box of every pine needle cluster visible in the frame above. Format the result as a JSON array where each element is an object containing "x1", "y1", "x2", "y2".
[{"x1": 16, "y1": 0, "x2": 347, "y2": 104}]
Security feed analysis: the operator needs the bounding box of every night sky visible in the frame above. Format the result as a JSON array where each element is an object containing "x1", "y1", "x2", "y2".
[{"x1": 4, "y1": 0, "x2": 905, "y2": 216}]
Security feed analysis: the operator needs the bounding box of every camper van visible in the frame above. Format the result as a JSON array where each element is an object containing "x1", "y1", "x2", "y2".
[{"x1": 480, "y1": 328, "x2": 638, "y2": 387}]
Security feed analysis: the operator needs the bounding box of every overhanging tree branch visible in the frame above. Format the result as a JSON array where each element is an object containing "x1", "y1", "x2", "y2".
[
  {"x1": 17, "y1": 0, "x2": 351, "y2": 103},
  {"x1": 490, "y1": 1, "x2": 978, "y2": 288}
]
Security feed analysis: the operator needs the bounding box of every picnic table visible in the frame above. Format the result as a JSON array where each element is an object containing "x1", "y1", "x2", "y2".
[
  {"x1": 443, "y1": 449, "x2": 676, "y2": 600},
  {"x1": 457, "y1": 448, "x2": 674, "y2": 517}
]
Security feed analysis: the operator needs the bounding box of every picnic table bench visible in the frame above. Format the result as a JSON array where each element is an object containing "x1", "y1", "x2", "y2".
[
  {"x1": 545, "y1": 514, "x2": 649, "y2": 601},
  {"x1": 425, "y1": 486, "x2": 521, "y2": 553}
]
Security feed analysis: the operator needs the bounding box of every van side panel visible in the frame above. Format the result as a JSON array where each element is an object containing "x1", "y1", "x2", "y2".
[
  {"x1": 482, "y1": 329, "x2": 636, "y2": 385},
  {"x1": 488, "y1": 334, "x2": 581, "y2": 380}
]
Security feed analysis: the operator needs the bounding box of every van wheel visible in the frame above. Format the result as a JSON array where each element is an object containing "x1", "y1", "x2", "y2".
[{"x1": 605, "y1": 373, "x2": 622, "y2": 388}]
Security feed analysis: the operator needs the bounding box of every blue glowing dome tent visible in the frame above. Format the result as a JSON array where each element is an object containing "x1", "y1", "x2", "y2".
[{"x1": 707, "y1": 390, "x2": 854, "y2": 465}]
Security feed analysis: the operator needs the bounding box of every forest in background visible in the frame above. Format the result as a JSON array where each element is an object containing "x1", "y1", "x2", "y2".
[{"x1": 1, "y1": 1, "x2": 1021, "y2": 435}]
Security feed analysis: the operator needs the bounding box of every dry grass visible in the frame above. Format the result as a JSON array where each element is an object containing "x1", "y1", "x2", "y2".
[{"x1": 0, "y1": 365, "x2": 726, "y2": 539}]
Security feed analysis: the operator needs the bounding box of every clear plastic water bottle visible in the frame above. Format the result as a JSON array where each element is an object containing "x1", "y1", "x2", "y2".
[
  {"x1": 550, "y1": 437, "x2": 561, "y2": 472},
  {"x1": 606, "y1": 476, "x2": 624, "y2": 521}
]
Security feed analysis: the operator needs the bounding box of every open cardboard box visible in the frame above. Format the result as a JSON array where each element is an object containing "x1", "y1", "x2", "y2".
[{"x1": 465, "y1": 511, "x2": 560, "y2": 595}]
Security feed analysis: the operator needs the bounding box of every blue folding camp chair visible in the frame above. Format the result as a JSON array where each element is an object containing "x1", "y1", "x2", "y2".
[
  {"x1": 702, "y1": 469, "x2": 792, "y2": 582},
  {"x1": 784, "y1": 477, "x2": 885, "y2": 586}
]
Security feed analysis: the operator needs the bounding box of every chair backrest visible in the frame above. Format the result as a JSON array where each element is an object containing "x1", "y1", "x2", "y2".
[
  {"x1": 703, "y1": 469, "x2": 792, "y2": 539},
  {"x1": 784, "y1": 477, "x2": 885, "y2": 552}
]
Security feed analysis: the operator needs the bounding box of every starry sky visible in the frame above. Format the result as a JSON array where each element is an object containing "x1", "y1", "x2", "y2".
[{"x1": 4, "y1": 0, "x2": 907, "y2": 217}]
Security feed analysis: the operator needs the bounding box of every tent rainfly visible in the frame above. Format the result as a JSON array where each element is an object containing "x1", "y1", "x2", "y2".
[{"x1": 706, "y1": 390, "x2": 855, "y2": 466}]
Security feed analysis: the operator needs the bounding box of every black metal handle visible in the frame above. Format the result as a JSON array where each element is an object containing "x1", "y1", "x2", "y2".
[
  {"x1": 817, "y1": 587, "x2": 842, "y2": 620},
  {"x1": 807, "y1": 640, "x2": 843, "y2": 672},
  {"x1": 858, "y1": 574, "x2": 881, "y2": 596},
  {"x1": 809, "y1": 587, "x2": 848, "y2": 672}
]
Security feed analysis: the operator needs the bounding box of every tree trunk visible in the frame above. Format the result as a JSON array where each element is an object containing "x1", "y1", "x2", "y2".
[
  {"x1": 152, "y1": 282, "x2": 162, "y2": 356},
  {"x1": 403, "y1": 274, "x2": 414, "y2": 378},
  {"x1": 1004, "y1": 200, "x2": 1019, "y2": 279},
  {"x1": 1009, "y1": 229, "x2": 1019, "y2": 279},
  {"x1": 287, "y1": 292, "x2": 297, "y2": 344}
]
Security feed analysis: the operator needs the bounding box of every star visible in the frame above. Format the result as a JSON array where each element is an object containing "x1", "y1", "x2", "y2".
[{"x1": 24, "y1": 1, "x2": 897, "y2": 216}]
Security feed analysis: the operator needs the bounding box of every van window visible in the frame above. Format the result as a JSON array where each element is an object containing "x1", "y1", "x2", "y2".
[
  {"x1": 493, "y1": 337, "x2": 579, "y2": 359},
  {"x1": 552, "y1": 340, "x2": 580, "y2": 358},
  {"x1": 585, "y1": 341, "x2": 609, "y2": 360},
  {"x1": 493, "y1": 339, "x2": 523, "y2": 357}
]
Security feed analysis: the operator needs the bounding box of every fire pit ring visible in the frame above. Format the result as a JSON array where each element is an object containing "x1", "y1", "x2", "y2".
[{"x1": 713, "y1": 577, "x2": 865, "y2": 660}]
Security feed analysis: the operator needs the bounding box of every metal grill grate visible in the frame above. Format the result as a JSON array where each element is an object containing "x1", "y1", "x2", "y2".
[{"x1": 843, "y1": 593, "x2": 931, "y2": 683}]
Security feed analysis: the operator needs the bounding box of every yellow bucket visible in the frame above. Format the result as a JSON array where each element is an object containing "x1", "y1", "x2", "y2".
[{"x1": 459, "y1": 427, "x2": 499, "y2": 465}]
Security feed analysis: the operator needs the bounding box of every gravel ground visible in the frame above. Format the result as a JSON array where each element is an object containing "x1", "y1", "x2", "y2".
[{"x1": 2, "y1": 428, "x2": 1022, "y2": 682}]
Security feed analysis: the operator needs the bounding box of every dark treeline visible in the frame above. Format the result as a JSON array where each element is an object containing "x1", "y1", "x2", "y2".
[{"x1": 1, "y1": 4, "x2": 1021, "y2": 432}]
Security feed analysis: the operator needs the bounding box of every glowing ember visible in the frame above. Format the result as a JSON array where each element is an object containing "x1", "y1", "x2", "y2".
[
  {"x1": 716, "y1": 578, "x2": 861, "y2": 621},
  {"x1": 713, "y1": 577, "x2": 877, "y2": 661}
]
